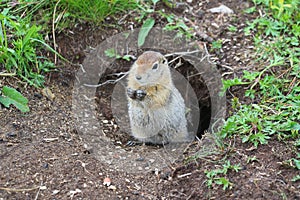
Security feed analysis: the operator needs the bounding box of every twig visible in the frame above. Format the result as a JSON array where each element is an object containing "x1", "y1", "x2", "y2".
[
  {"x1": 287, "y1": 76, "x2": 297, "y2": 96},
  {"x1": 177, "y1": 173, "x2": 192, "y2": 178},
  {"x1": 220, "y1": 64, "x2": 234, "y2": 71},
  {"x1": 0, "y1": 186, "x2": 40, "y2": 192},
  {"x1": 34, "y1": 181, "x2": 43, "y2": 200},
  {"x1": 52, "y1": 0, "x2": 61, "y2": 64},
  {"x1": 187, "y1": 72, "x2": 203, "y2": 79},
  {"x1": 168, "y1": 55, "x2": 183, "y2": 65},
  {"x1": 0, "y1": 73, "x2": 16, "y2": 76},
  {"x1": 186, "y1": 189, "x2": 196, "y2": 200},
  {"x1": 164, "y1": 50, "x2": 200, "y2": 57},
  {"x1": 43, "y1": 137, "x2": 59, "y2": 142},
  {"x1": 107, "y1": 71, "x2": 128, "y2": 77},
  {"x1": 83, "y1": 71, "x2": 128, "y2": 88},
  {"x1": 118, "y1": 10, "x2": 135, "y2": 24},
  {"x1": 250, "y1": 60, "x2": 284, "y2": 90},
  {"x1": 75, "y1": 160, "x2": 93, "y2": 176},
  {"x1": 185, "y1": 18, "x2": 214, "y2": 43},
  {"x1": 195, "y1": 42, "x2": 212, "y2": 63},
  {"x1": 222, "y1": 72, "x2": 234, "y2": 77}
]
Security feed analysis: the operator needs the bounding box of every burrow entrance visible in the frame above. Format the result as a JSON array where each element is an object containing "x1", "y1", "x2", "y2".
[{"x1": 95, "y1": 50, "x2": 211, "y2": 148}]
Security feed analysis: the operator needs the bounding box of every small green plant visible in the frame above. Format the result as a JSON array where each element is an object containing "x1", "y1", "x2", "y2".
[
  {"x1": 221, "y1": 0, "x2": 300, "y2": 149},
  {"x1": 228, "y1": 25, "x2": 237, "y2": 32},
  {"x1": 104, "y1": 48, "x2": 133, "y2": 61},
  {"x1": 205, "y1": 161, "x2": 241, "y2": 190},
  {"x1": 0, "y1": 86, "x2": 29, "y2": 112},
  {"x1": 135, "y1": 0, "x2": 194, "y2": 42},
  {"x1": 287, "y1": 153, "x2": 300, "y2": 170},
  {"x1": 162, "y1": 13, "x2": 193, "y2": 38},
  {"x1": 291, "y1": 175, "x2": 300, "y2": 182},
  {"x1": 211, "y1": 39, "x2": 223, "y2": 50},
  {"x1": 244, "y1": 6, "x2": 257, "y2": 14},
  {"x1": 247, "y1": 156, "x2": 258, "y2": 163},
  {"x1": 0, "y1": 9, "x2": 55, "y2": 87}
]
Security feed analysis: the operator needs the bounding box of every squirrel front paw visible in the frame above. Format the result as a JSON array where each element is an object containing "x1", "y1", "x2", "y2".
[
  {"x1": 135, "y1": 89, "x2": 147, "y2": 100},
  {"x1": 127, "y1": 88, "x2": 147, "y2": 100},
  {"x1": 127, "y1": 88, "x2": 136, "y2": 99}
]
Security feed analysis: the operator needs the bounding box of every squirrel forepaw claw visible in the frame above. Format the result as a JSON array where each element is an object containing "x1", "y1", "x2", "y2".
[
  {"x1": 135, "y1": 89, "x2": 147, "y2": 100},
  {"x1": 127, "y1": 88, "x2": 136, "y2": 99}
]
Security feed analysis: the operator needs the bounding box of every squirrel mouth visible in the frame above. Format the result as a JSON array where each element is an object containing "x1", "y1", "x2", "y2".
[{"x1": 136, "y1": 79, "x2": 148, "y2": 86}]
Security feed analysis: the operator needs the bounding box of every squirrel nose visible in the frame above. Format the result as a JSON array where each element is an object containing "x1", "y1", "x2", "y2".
[{"x1": 135, "y1": 75, "x2": 142, "y2": 80}]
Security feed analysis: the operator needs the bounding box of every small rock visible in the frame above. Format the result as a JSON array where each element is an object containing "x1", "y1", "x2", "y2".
[
  {"x1": 136, "y1": 157, "x2": 145, "y2": 162},
  {"x1": 34, "y1": 93, "x2": 43, "y2": 99},
  {"x1": 69, "y1": 189, "x2": 82, "y2": 198},
  {"x1": 209, "y1": 4, "x2": 233, "y2": 14},
  {"x1": 42, "y1": 163, "x2": 49, "y2": 169},
  {"x1": 40, "y1": 185, "x2": 47, "y2": 190},
  {"x1": 103, "y1": 120, "x2": 109, "y2": 124},
  {"x1": 125, "y1": 178, "x2": 130, "y2": 183},
  {"x1": 103, "y1": 177, "x2": 111, "y2": 186},
  {"x1": 197, "y1": 10, "x2": 205, "y2": 18},
  {"x1": 6, "y1": 132, "x2": 17, "y2": 138},
  {"x1": 175, "y1": 2, "x2": 187, "y2": 12},
  {"x1": 108, "y1": 185, "x2": 117, "y2": 190},
  {"x1": 132, "y1": 190, "x2": 140, "y2": 195},
  {"x1": 52, "y1": 190, "x2": 60, "y2": 195},
  {"x1": 41, "y1": 87, "x2": 55, "y2": 101},
  {"x1": 6, "y1": 142, "x2": 13, "y2": 146}
]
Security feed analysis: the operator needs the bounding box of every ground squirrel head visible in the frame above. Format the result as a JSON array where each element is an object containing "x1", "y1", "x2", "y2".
[{"x1": 129, "y1": 51, "x2": 171, "y2": 86}]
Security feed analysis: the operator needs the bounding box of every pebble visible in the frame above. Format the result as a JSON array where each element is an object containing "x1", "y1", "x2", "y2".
[
  {"x1": 52, "y1": 190, "x2": 60, "y2": 195},
  {"x1": 125, "y1": 178, "x2": 130, "y2": 183},
  {"x1": 41, "y1": 87, "x2": 55, "y2": 101},
  {"x1": 209, "y1": 4, "x2": 234, "y2": 14},
  {"x1": 103, "y1": 177, "x2": 111, "y2": 186},
  {"x1": 108, "y1": 185, "x2": 117, "y2": 190},
  {"x1": 6, "y1": 132, "x2": 17, "y2": 137},
  {"x1": 42, "y1": 163, "x2": 49, "y2": 169},
  {"x1": 197, "y1": 10, "x2": 205, "y2": 18},
  {"x1": 136, "y1": 157, "x2": 145, "y2": 162},
  {"x1": 40, "y1": 185, "x2": 47, "y2": 190},
  {"x1": 34, "y1": 93, "x2": 43, "y2": 99}
]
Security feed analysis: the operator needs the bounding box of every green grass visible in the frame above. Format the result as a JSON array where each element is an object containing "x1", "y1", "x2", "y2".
[
  {"x1": 59, "y1": 0, "x2": 138, "y2": 25},
  {"x1": 220, "y1": 0, "x2": 300, "y2": 177},
  {"x1": 0, "y1": 9, "x2": 54, "y2": 87},
  {"x1": 0, "y1": 0, "x2": 138, "y2": 88},
  {"x1": 4, "y1": 0, "x2": 138, "y2": 28}
]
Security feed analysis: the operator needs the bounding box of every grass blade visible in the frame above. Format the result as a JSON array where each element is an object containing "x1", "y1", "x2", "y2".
[{"x1": 138, "y1": 17, "x2": 155, "y2": 47}]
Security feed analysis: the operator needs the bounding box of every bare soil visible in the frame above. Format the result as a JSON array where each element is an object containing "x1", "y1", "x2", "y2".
[{"x1": 1, "y1": 0, "x2": 299, "y2": 199}]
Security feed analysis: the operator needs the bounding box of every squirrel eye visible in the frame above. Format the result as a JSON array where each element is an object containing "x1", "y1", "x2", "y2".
[{"x1": 152, "y1": 63, "x2": 158, "y2": 70}]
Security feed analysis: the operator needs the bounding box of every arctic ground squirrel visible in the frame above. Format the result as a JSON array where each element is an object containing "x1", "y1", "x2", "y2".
[{"x1": 126, "y1": 51, "x2": 193, "y2": 144}]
